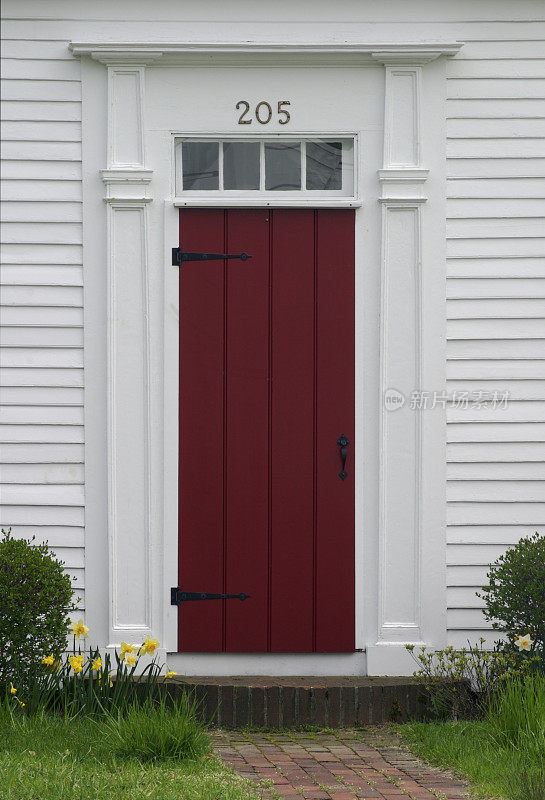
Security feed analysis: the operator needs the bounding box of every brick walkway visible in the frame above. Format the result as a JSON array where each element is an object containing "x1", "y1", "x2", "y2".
[{"x1": 214, "y1": 729, "x2": 471, "y2": 800}]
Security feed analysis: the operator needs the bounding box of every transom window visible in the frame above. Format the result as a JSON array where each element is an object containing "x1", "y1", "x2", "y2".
[{"x1": 175, "y1": 138, "x2": 355, "y2": 197}]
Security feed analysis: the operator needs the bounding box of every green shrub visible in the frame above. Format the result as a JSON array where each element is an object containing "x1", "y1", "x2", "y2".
[
  {"x1": 104, "y1": 694, "x2": 210, "y2": 762},
  {"x1": 0, "y1": 528, "x2": 76, "y2": 694},
  {"x1": 478, "y1": 532, "x2": 545, "y2": 652},
  {"x1": 406, "y1": 640, "x2": 538, "y2": 719}
]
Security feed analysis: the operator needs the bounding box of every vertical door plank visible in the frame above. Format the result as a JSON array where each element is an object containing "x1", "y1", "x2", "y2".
[
  {"x1": 315, "y1": 210, "x2": 355, "y2": 652},
  {"x1": 224, "y1": 209, "x2": 270, "y2": 652},
  {"x1": 270, "y1": 210, "x2": 315, "y2": 651},
  {"x1": 178, "y1": 208, "x2": 225, "y2": 651}
]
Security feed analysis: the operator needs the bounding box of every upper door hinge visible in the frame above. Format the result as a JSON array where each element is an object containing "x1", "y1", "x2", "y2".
[{"x1": 172, "y1": 247, "x2": 252, "y2": 266}]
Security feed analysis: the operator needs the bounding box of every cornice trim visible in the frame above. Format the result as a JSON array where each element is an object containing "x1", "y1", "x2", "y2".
[{"x1": 69, "y1": 41, "x2": 464, "y2": 65}]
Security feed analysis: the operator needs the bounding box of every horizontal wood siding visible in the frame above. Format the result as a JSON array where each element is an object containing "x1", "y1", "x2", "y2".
[
  {"x1": 0, "y1": 37, "x2": 84, "y2": 609},
  {"x1": 445, "y1": 40, "x2": 545, "y2": 647}
]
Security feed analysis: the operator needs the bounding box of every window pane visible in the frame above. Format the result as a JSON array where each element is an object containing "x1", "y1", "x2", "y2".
[
  {"x1": 306, "y1": 141, "x2": 343, "y2": 190},
  {"x1": 223, "y1": 142, "x2": 260, "y2": 190},
  {"x1": 182, "y1": 141, "x2": 219, "y2": 190},
  {"x1": 265, "y1": 142, "x2": 301, "y2": 190}
]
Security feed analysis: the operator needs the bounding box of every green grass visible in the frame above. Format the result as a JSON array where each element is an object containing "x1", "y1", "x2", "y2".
[
  {"x1": 0, "y1": 707, "x2": 260, "y2": 800},
  {"x1": 399, "y1": 677, "x2": 545, "y2": 800}
]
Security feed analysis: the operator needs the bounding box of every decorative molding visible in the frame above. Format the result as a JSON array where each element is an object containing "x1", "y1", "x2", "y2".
[
  {"x1": 371, "y1": 50, "x2": 452, "y2": 65},
  {"x1": 378, "y1": 169, "x2": 429, "y2": 204},
  {"x1": 173, "y1": 198, "x2": 362, "y2": 208},
  {"x1": 102, "y1": 168, "x2": 154, "y2": 183},
  {"x1": 370, "y1": 36, "x2": 450, "y2": 671},
  {"x1": 101, "y1": 56, "x2": 155, "y2": 645},
  {"x1": 378, "y1": 197, "x2": 427, "y2": 204},
  {"x1": 102, "y1": 169, "x2": 154, "y2": 203},
  {"x1": 378, "y1": 202, "x2": 423, "y2": 644},
  {"x1": 384, "y1": 66, "x2": 422, "y2": 168},
  {"x1": 107, "y1": 202, "x2": 152, "y2": 638},
  {"x1": 378, "y1": 169, "x2": 429, "y2": 183},
  {"x1": 69, "y1": 41, "x2": 464, "y2": 66},
  {"x1": 107, "y1": 66, "x2": 146, "y2": 168},
  {"x1": 92, "y1": 51, "x2": 163, "y2": 65}
]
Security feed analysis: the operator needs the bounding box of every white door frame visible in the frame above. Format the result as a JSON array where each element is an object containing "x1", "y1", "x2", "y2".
[{"x1": 74, "y1": 40, "x2": 462, "y2": 675}]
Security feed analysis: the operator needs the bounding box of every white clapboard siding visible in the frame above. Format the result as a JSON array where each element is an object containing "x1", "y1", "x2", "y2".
[
  {"x1": 448, "y1": 380, "x2": 544, "y2": 401},
  {"x1": 447, "y1": 462, "x2": 545, "y2": 480},
  {"x1": 0, "y1": 39, "x2": 84, "y2": 610},
  {"x1": 1, "y1": 327, "x2": 84, "y2": 347},
  {"x1": 0, "y1": 463, "x2": 85, "y2": 484},
  {"x1": 445, "y1": 44, "x2": 545, "y2": 646},
  {"x1": 1, "y1": 285, "x2": 83, "y2": 306},
  {"x1": 1, "y1": 59, "x2": 80, "y2": 81},
  {"x1": 448, "y1": 119, "x2": 545, "y2": 139},
  {"x1": 448, "y1": 441, "x2": 545, "y2": 462},
  {"x1": 447, "y1": 524, "x2": 542, "y2": 545},
  {"x1": 2, "y1": 203, "x2": 83, "y2": 223},
  {"x1": 0, "y1": 80, "x2": 81, "y2": 101},
  {"x1": 1, "y1": 266, "x2": 83, "y2": 286},
  {"x1": 4, "y1": 525, "x2": 85, "y2": 548},
  {"x1": 1, "y1": 120, "x2": 82, "y2": 141},
  {"x1": 0, "y1": 347, "x2": 84, "y2": 369},
  {"x1": 1, "y1": 243, "x2": 83, "y2": 264},
  {"x1": 1, "y1": 100, "x2": 82, "y2": 121},
  {"x1": 447, "y1": 97, "x2": 545, "y2": 118},
  {"x1": 0, "y1": 406, "x2": 84, "y2": 425},
  {"x1": 0, "y1": 386, "x2": 84, "y2": 405},
  {"x1": 0, "y1": 443, "x2": 84, "y2": 464},
  {"x1": 1, "y1": 162, "x2": 82, "y2": 180},
  {"x1": 447, "y1": 179, "x2": 545, "y2": 200},
  {"x1": 448, "y1": 159, "x2": 545, "y2": 178},
  {"x1": 1, "y1": 307, "x2": 83, "y2": 326},
  {"x1": 0, "y1": 368, "x2": 84, "y2": 387},
  {"x1": 447, "y1": 198, "x2": 545, "y2": 217},
  {"x1": 447, "y1": 340, "x2": 545, "y2": 360},
  {"x1": 2, "y1": 179, "x2": 82, "y2": 200}
]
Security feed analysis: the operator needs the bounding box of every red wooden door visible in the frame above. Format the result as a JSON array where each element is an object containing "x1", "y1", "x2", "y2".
[{"x1": 178, "y1": 208, "x2": 354, "y2": 652}]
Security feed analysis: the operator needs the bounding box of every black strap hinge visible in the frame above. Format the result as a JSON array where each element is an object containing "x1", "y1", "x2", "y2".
[
  {"x1": 172, "y1": 247, "x2": 251, "y2": 266},
  {"x1": 171, "y1": 587, "x2": 250, "y2": 605}
]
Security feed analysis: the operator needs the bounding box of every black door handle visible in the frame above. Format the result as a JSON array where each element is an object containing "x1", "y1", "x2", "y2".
[{"x1": 337, "y1": 434, "x2": 350, "y2": 481}]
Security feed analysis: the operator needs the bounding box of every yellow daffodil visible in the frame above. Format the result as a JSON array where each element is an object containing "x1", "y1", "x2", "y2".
[
  {"x1": 166, "y1": 670, "x2": 177, "y2": 678},
  {"x1": 515, "y1": 633, "x2": 534, "y2": 651},
  {"x1": 91, "y1": 657, "x2": 102, "y2": 671},
  {"x1": 139, "y1": 635, "x2": 160, "y2": 656},
  {"x1": 42, "y1": 654, "x2": 55, "y2": 667},
  {"x1": 125, "y1": 654, "x2": 137, "y2": 666},
  {"x1": 71, "y1": 619, "x2": 89, "y2": 640},
  {"x1": 68, "y1": 654, "x2": 85, "y2": 674},
  {"x1": 9, "y1": 684, "x2": 17, "y2": 695},
  {"x1": 120, "y1": 642, "x2": 136, "y2": 660}
]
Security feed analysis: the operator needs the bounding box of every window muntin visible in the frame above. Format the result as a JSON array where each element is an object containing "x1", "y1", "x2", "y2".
[{"x1": 175, "y1": 138, "x2": 355, "y2": 197}]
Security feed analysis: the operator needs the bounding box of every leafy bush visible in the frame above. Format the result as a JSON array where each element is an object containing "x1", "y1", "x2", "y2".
[
  {"x1": 0, "y1": 528, "x2": 76, "y2": 693},
  {"x1": 406, "y1": 640, "x2": 539, "y2": 719},
  {"x1": 104, "y1": 695, "x2": 209, "y2": 762},
  {"x1": 478, "y1": 532, "x2": 545, "y2": 652}
]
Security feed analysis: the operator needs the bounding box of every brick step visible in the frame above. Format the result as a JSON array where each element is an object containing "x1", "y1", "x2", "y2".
[{"x1": 168, "y1": 676, "x2": 433, "y2": 728}]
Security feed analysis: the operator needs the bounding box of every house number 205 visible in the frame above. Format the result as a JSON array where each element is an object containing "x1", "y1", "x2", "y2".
[{"x1": 236, "y1": 100, "x2": 291, "y2": 125}]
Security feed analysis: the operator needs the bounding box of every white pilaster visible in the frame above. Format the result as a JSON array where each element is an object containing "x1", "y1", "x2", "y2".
[
  {"x1": 101, "y1": 59, "x2": 156, "y2": 648},
  {"x1": 368, "y1": 54, "x2": 448, "y2": 675}
]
